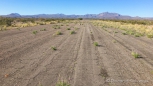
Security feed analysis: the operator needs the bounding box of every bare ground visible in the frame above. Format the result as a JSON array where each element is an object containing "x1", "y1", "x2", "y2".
[{"x1": 0, "y1": 21, "x2": 153, "y2": 86}]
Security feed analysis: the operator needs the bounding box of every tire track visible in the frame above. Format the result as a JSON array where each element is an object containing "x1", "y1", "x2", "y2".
[
  {"x1": 91, "y1": 23, "x2": 153, "y2": 86},
  {"x1": 26, "y1": 24, "x2": 83, "y2": 86},
  {"x1": 73, "y1": 23, "x2": 104, "y2": 86},
  {"x1": 0, "y1": 23, "x2": 79, "y2": 86}
]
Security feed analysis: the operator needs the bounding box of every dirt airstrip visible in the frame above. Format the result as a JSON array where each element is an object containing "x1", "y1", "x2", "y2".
[{"x1": 0, "y1": 21, "x2": 153, "y2": 86}]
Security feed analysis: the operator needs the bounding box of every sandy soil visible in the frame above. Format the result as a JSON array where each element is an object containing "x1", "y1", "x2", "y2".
[{"x1": 0, "y1": 21, "x2": 153, "y2": 86}]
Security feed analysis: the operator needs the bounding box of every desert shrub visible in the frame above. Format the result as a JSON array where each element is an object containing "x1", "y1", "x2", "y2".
[
  {"x1": 56, "y1": 81, "x2": 70, "y2": 86},
  {"x1": 126, "y1": 30, "x2": 135, "y2": 35},
  {"x1": 134, "y1": 32, "x2": 143, "y2": 37},
  {"x1": 40, "y1": 28, "x2": 46, "y2": 31},
  {"x1": 53, "y1": 25, "x2": 60, "y2": 29},
  {"x1": 78, "y1": 18, "x2": 83, "y2": 20},
  {"x1": 122, "y1": 32, "x2": 127, "y2": 35},
  {"x1": 51, "y1": 46, "x2": 57, "y2": 50},
  {"x1": 67, "y1": 28, "x2": 71, "y2": 30},
  {"x1": 114, "y1": 31, "x2": 118, "y2": 33},
  {"x1": 33, "y1": 30, "x2": 38, "y2": 34},
  {"x1": 75, "y1": 28, "x2": 79, "y2": 30},
  {"x1": 39, "y1": 23, "x2": 45, "y2": 25},
  {"x1": 112, "y1": 40, "x2": 117, "y2": 43},
  {"x1": 94, "y1": 42, "x2": 99, "y2": 46},
  {"x1": 16, "y1": 28, "x2": 20, "y2": 30},
  {"x1": 0, "y1": 18, "x2": 13, "y2": 26},
  {"x1": 131, "y1": 51, "x2": 140, "y2": 58},
  {"x1": 56, "y1": 31, "x2": 62, "y2": 35},
  {"x1": 0, "y1": 27, "x2": 2, "y2": 31},
  {"x1": 57, "y1": 26, "x2": 60, "y2": 29},
  {"x1": 70, "y1": 31, "x2": 75, "y2": 34},
  {"x1": 147, "y1": 34, "x2": 153, "y2": 38},
  {"x1": 134, "y1": 34, "x2": 140, "y2": 37}
]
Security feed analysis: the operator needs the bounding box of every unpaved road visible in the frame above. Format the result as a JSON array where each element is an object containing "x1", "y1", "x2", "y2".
[{"x1": 0, "y1": 21, "x2": 153, "y2": 86}]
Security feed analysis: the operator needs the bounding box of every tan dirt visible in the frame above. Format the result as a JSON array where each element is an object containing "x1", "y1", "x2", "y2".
[{"x1": 0, "y1": 21, "x2": 153, "y2": 86}]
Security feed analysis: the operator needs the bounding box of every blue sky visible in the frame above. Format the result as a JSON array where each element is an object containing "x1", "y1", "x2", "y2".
[{"x1": 0, "y1": 0, "x2": 152, "y2": 17}]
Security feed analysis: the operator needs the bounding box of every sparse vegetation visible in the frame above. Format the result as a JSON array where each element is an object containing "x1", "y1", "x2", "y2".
[
  {"x1": 70, "y1": 31, "x2": 75, "y2": 34},
  {"x1": 78, "y1": 18, "x2": 83, "y2": 20},
  {"x1": 33, "y1": 30, "x2": 38, "y2": 34},
  {"x1": 0, "y1": 28, "x2": 2, "y2": 31},
  {"x1": 151, "y1": 70, "x2": 153, "y2": 74},
  {"x1": 1, "y1": 19, "x2": 153, "y2": 86},
  {"x1": 147, "y1": 34, "x2": 153, "y2": 38},
  {"x1": 16, "y1": 28, "x2": 20, "y2": 30},
  {"x1": 4, "y1": 28, "x2": 7, "y2": 31},
  {"x1": 57, "y1": 26, "x2": 60, "y2": 29},
  {"x1": 75, "y1": 28, "x2": 79, "y2": 30},
  {"x1": 0, "y1": 17, "x2": 76, "y2": 30},
  {"x1": 114, "y1": 31, "x2": 118, "y2": 33},
  {"x1": 92, "y1": 20, "x2": 153, "y2": 38},
  {"x1": 131, "y1": 51, "x2": 140, "y2": 58},
  {"x1": 51, "y1": 46, "x2": 57, "y2": 50},
  {"x1": 103, "y1": 28, "x2": 107, "y2": 31},
  {"x1": 122, "y1": 30, "x2": 143, "y2": 37},
  {"x1": 134, "y1": 33, "x2": 141, "y2": 37},
  {"x1": 38, "y1": 83, "x2": 43, "y2": 86},
  {"x1": 94, "y1": 42, "x2": 99, "y2": 46},
  {"x1": 99, "y1": 68, "x2": 108, "y2": 78},
  {"x1": 122, "y1": 32, "x2": 127, "y2": 35},
  {"x1": 40, "y1": 28, "x2": 46, "y2": 31},
  {"x1": 53, "y1": 25, "x2": 61, "y2": 29},
  {"x1": 112, "y1": 40, "x2": 117, "y2": 43},
  {"x1": 67, "y1": 28, "x2": 71, "y2": 30},
  {"x1": 56, "y1": 31, "x2": 62, "y2": 35},
  {"x1": 56, "y1": 81, "x2": 70, "y2": 86}
]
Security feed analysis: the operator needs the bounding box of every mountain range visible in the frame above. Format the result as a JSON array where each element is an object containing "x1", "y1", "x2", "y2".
[{"x1": 1, "y1": 12, "x2": 153, "y2": 20}]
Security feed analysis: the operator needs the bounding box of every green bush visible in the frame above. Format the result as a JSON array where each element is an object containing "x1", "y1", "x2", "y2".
[
  {"x1": 51, "y1": 46, "x2": 57, "y2": 50},
  {"x1": 56, "y1": 81, "x2": 70, "y2": 86},
  {"x1": 114, "y1": 31, "x2": 118, "y2": 33},
  {"x1": 40, "y1": 28, "x2": 46, "y2": 31},
  {"x1": 33, "y1": 30, "x2": 38, "y2": 34},
  {"x1": 131, "y1": 52, "x2": 140, "y2": 58},
  {"x1": 67, "y1": 28, "x2": 71, "y2": 30},
  {"x1": 122, "y1": 32, "x2": 127, "y2": 35},
  {"x1": 70, "y1": 31, "x2": 75, "y2": 34},
  {"x1": 94, "y1": 42, "x2": 99, "y2": 46},
  {"x1": 56, "y1": 31, "x2": 62, "y2": 35}
]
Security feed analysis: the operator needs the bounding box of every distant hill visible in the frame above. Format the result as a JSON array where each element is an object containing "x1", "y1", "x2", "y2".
[
  {"x1": 2, "y1": 13, "x2": 22, "y2": 18},
  {"x1": 0, "y1": 12, "x2": 152, "y2": 20}
]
